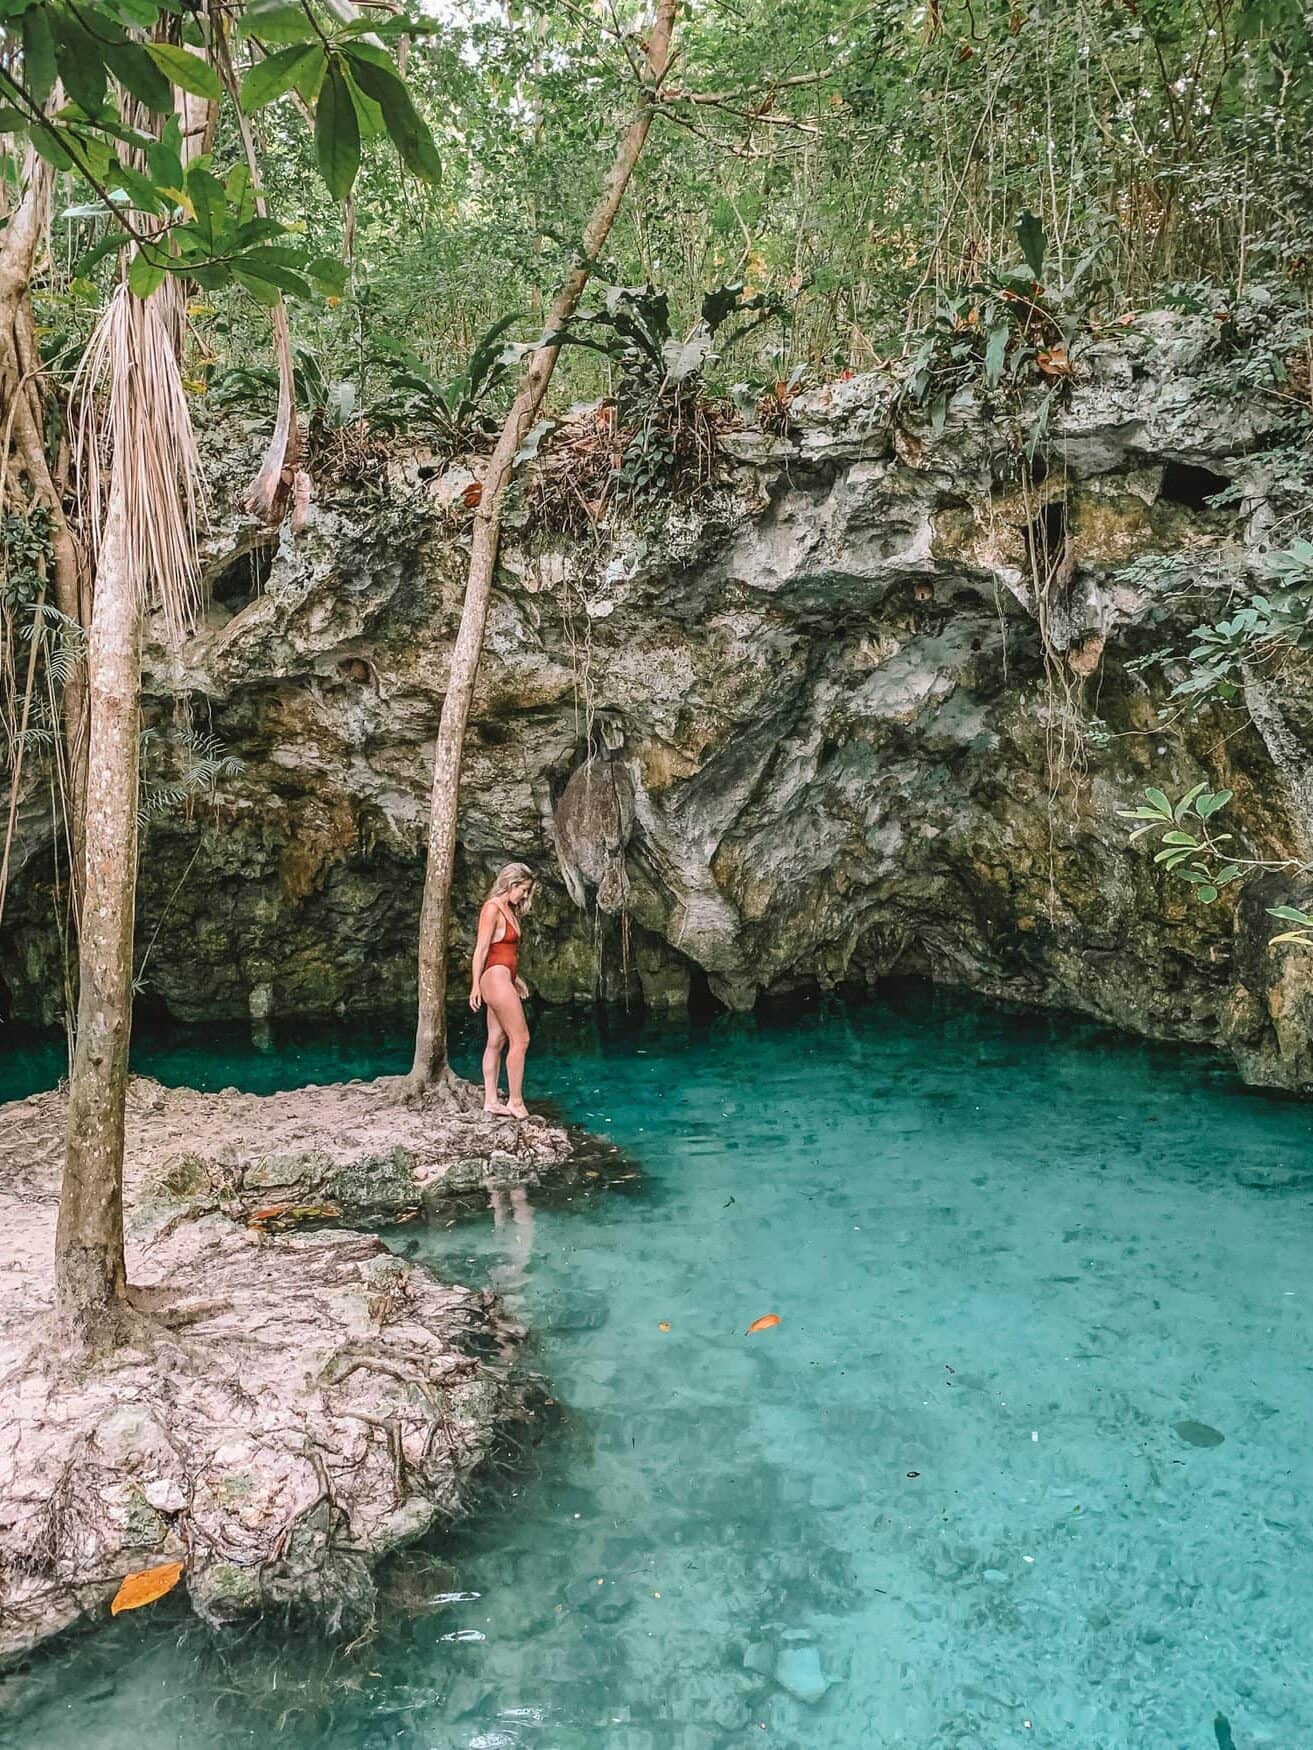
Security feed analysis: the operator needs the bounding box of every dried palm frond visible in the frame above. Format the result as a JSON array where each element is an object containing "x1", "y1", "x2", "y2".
[{"x1": 70, "y1": 278, "x2": 205, "y2": 644}]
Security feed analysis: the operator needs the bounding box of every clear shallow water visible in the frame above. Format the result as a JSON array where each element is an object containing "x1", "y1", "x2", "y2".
[{"x1": 4, "y1": 991, "x2": 1313, "y2": 1748}]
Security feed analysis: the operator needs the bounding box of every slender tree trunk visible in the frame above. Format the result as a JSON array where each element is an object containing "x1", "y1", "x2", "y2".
[
  {"x1": 0, "y1": 142, "x2": 89, "y2": 887},
  {"x1": 54, "y1": 476, "x2": 138, "y2": 1347},
  {"x1": 408, "y1": 0, "x2": 679, "y2": 1091}
]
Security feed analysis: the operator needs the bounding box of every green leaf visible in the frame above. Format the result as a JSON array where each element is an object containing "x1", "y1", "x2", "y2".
[
  {"x1": 239, "y1": 0, "x2": 319, "y2": 44},
  {"x1": 343, "y1": 45, "x2": 441, "y2": 183},
  {"x1": 1015, "y1": 210, "x2": 1046, "y2": 281},
  {"x1": 50, "y1": 12, "x2": 107, "y2": 114},
  {"x1": 983, "y1": 323, "x2": 1009, "y2": 389},
  {"x1": 28, "y1": 124, "x2": 75, "y2": 171},
  {"x1": 1142, "y1": 788, "x2": 1173, "y2": 818},
  {"x1": 234, "y1": 217, "x2": 289, "y2": 247},
  {"x1": 184, "y1": 164, "x2": 227, "y2": 247},
  {"x1": 145, "y1": 42, "x2": 223, "y2": 102},
  {"x1": 1160, "y1": 831, "x2": 1200, "y2": 847},
  {"x1": 1173, "y1": 780, "x2": 1207, "y2": 820},
  {"x1": 1196, "y1": 887, "x2": 1219, "y2": 904},
  {"x1": 103, "y1": 41, "x2": 174, "y2": 113},
  {"x1": 112, "y1": 162, "x2": 167, "y2": 214},
  {"x1": 114, "y1": 0, "x2": 162, "y2": 26},
  {"x1": 315, "y1": 58, "x2": 360, "y2": 201},
  {"x1": 128, "y1": 247, "x2": 169, "y2": 299},
  {"x1": 146, "y1": 122, "x2": 184, "y2": 193},
  {"x1": 22, "y1": 6, "x2": 57, "y2": 104},
  {"x1": 240, "y1": 43, "x2": 321, "y2": 112},
  {"x1": 0, "y1": 105, "x2": 28, "y2": 133},
  {"x1": 232, "y1": 268, "x2": 284, "y2": 307},
  {"x1": 1267, "y1": 905, "x2": 1313, "y2": 925},
  {"x1": 1195, "y1": 788, "x2": 1233, "y2": 819},
  {"x1": 305, "y1": 254, "x2": 348, "y2": 295},
  {"x1": 234, "y1": 250, "x2": 312, "y2": 298},
  {"x1": 73, "y1": 231, "x2": 132, "y2": 276},
  {"x1": 225, "y1": 161, "x2": 255, "y2": 226}
]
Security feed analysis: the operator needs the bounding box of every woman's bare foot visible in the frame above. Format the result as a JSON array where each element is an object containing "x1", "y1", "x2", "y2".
[
  {"x1": 483, "y1": 1098, "x2": 510, "y2": 1114},
  {"x1": 506, "y1": 1100, "x2": 530, "y2": 1120}
]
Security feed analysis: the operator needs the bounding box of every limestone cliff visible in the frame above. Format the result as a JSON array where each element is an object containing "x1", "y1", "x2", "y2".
[{"x1": 5, "y1": 314, "x2": 1312, "y2": 1090}]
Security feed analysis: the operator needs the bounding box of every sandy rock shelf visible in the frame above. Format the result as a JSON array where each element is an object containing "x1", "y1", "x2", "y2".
[{"x1": 0, "y1": 1075, "x2": 590, "y2": 1667}]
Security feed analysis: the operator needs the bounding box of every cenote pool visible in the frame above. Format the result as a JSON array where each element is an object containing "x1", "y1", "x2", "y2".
[{"x1": 3, "y1": 991, "x2": 1312, "y2": 1748}]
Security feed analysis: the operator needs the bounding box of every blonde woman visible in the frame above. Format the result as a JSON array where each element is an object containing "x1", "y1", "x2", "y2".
[{"x1": 470, "y1": 863, "x2": 536, "y2": 1117}]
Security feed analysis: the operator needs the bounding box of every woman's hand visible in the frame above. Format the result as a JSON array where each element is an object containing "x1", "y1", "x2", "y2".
[
  {"x1": 515, "y1": 976, "x2": 530, "y2": 1000},
  {"x1": 469, "y1": 985, "x2": 482, "y2": 1012}
]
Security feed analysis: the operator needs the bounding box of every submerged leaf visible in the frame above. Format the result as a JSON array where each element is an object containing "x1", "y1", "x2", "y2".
[{"x1": 746, "y1": 1313, "x2": 781, "y2": 1335}]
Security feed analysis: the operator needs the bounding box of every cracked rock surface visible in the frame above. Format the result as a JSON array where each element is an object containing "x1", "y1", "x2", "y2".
[{"x1": 0, "y1": 1078, "x2": 574, "y2": 1665}]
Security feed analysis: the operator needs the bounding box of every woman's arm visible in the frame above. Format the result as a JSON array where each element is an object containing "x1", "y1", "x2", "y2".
[{"x1": 470, "y1": 902, "x2": 498, "y2": 1010}]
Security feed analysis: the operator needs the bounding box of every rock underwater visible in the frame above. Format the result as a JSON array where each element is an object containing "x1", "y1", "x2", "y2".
[{"x1": 3, "y1": 312, "x2": 1312, "y2": 1091}]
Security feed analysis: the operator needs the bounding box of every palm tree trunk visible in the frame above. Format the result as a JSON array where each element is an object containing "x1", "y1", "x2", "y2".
[
  {"x1": 54, "y1": 474, "x2": 138, "y2": 1347},
  {"x1": 408, "y1": 0, "x2": 679, "y2": 1091}
]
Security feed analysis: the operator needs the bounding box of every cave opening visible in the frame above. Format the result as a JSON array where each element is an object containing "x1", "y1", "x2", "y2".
[
  {"x1": 1025, "y1": 497, "x2": 1068, "y2": 582},
  {"x1": 210, "y1": 540, "x2": 276, "y2": 613},
  {"x1": 1158, "y1": 461, "x2": 1231, "y2": 510},
  {"x1": 687, "y1": 963, "x2": 727, "y2": 1024}
]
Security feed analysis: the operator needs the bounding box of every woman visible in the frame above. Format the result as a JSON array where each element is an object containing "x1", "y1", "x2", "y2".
[{"x1": 470, "y1": 862, "x2": 536, "y2": 1118}]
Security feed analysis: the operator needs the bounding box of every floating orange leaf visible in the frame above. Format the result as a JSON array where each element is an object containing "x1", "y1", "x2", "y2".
[
  {"x1": 658, "y1": 1321, "x2": 671, "y2": 1333},
  {"x1": 746, "y1": 1313, "x2": 781, "y2": 1335},
  {"x1": 110, "y1": 1561, "x2": 184, "y2": 1615}
]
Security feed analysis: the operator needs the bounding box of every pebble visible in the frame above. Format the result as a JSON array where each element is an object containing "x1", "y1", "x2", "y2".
[{"x1": 774, "y1": 1645, "x2": 830, "y2": 1704}]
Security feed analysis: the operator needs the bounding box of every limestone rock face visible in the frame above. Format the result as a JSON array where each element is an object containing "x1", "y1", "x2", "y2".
[{"x1": 4, "y1": 316, "x2": 1312, "y2": 1090}]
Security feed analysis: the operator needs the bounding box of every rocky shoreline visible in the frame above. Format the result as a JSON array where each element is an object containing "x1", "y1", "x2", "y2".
[{"x1": 0, "y1": 1076, "x2": 588, "y2": 1666}]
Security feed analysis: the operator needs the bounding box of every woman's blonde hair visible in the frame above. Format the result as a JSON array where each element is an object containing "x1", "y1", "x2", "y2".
[{"x1": 486, "y1": 862, "x2": 536, "y2": 912}]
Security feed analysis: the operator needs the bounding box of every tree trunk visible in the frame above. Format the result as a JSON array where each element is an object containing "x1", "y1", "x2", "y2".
[
  {"x1": 408, "y1": 0, "x2": 679, "y2": 1091},
  {"x1": 0, "y1": 142, "x2": 89, "y2": 891},
  {"x1": 54, "y1": 476, "x2": 138, "y2": 1348}
]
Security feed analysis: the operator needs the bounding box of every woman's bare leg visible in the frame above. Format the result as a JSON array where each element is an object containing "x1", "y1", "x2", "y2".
[
  {"x1": 482, "y1": 1009, "x2": 508, "y2": 1111},
  {"x1": 480, "y1": 968, "x2": 530, "y2": 1117}
]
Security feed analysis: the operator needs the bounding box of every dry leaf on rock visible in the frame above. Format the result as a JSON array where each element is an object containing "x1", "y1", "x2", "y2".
[{"x1": 110, "y1": 1561, "x2": 184, "y2": 1616}]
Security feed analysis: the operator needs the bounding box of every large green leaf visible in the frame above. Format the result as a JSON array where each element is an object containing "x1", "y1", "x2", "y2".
[
  {"x1": 343, "y1": 46, "x2": 441, "y2": 184},
  {"x1": 103, "y1": 41, "x2": 174, "y2": 113},
  {"x1": 240, "y1": 43, "x2": 321, "y2": 111},
  {"x1": 232, "y1": 268, "x2": 284, "y2": 307},
  {"x1": 145, "y1": 42, "x2": 223, "y2": 102},
  {"x1": 28, "y1": 125, "x2": 75, "y2": 171},
  {"x1": 239, "y1": 0, "x2": 320, "y2": 45},
  {"x1": 1015, "y1": 210, "x2": 1046, "y2": 282},
  {"x1": 315, "y1": 58, "x2": 360, "y2": 201},
  {"x1": 110, "y1": 162, "x2": 167, "y2": 214},
  {"x1": 22, "y1": 7, "x2": 57, "y2": 105},
  {"x1": 73, "y1": 230, "x2": 132, "y2": 276},
  {"x1": 184, "y1": 164, "x2": 227, "y2": 247},
  {"x1": 50, "y1": 12, "x2": 107, "y2": 114},
  {"x1": 983, "y1": 322, "x2": 1009, "y2": 388},
  {"x1": 128, "y1": 246, "x2": 169, "y2": 299}
]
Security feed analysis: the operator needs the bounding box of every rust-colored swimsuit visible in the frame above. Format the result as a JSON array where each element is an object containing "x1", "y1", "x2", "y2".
[{"x1": 483, "y1": 904, "x2": 520, "y2": 980}]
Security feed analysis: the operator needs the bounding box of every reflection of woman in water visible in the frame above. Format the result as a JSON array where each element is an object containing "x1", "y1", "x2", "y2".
[{"x1": 470, "y1": 862, "x2": 536, "y2": 1118}]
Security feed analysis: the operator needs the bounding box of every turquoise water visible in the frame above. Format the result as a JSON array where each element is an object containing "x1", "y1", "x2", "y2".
[{"x1": 4, "y1": 991, "x2": 1313, "y2": 1748}]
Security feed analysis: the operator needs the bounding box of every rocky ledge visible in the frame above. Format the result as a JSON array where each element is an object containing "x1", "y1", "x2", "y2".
[
  {"x1": 0, "y1": 1079, "x2": 579, "y2": 1666},
  {"x1": 4, "y1": 311, "x2": 1312, "y2": 1091}
]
